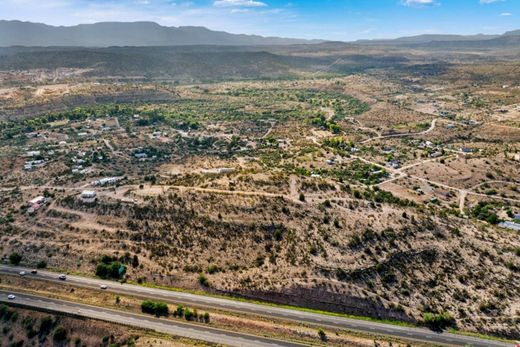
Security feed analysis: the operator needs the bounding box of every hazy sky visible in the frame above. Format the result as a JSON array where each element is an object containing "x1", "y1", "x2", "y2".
[{"x1": 1, "y1": 0, "x2": 519, "y2": 40}]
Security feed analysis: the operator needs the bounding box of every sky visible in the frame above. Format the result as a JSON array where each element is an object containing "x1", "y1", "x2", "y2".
[{"x1": 1, "y1": 0, "x2": 519, "y2": 41}]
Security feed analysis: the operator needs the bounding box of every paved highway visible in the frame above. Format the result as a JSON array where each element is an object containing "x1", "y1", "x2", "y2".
[
  {"x1": 0, "y1": 265, "x2": 514, "y2": 347},
  {"x1": 0, "y1": 291, "x2": 305, "y2": 347}
]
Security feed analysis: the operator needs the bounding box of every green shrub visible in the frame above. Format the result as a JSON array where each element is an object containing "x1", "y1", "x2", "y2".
[
  {"x1": 317, "y1": 328, "x2": 327, "y2": 341},
  {"x1": 422, "y1": 312, "x2": 456, "y2": 330},
  {"x1": 95, "y1": 258, "x2": 125, "y2": 279},
  {"x1": 198, "y1": 273, "x2": 209, "y2": 287},
  {"x1": 184, "y1": 308, "x2": 194, "y2": 321},
  {"x1": 0, "y1": 305, "x2": 8, "y2": 319},
  {"x1": 9, "y1": 252, "x2": 22, "y2": 265},
  {"x1": 39, "y1": 316, "x2": 54, "y2": 334},
  {"x1": 141, "y1": 300, "x2": 168, "y2": 316},
  {"x1": 174, "y1": 305, "x2": 185, "y2": 318},
  {"x1": 53, "y1": 326, "x2": 67, "y2": 342},
  {"x1": 207, "y1": 265, "x2": 219, "y2": 274},
  {"x1": 471, "y1": 202, "x2": 499, "y2": 224},
  {"x1": 36, "y1": 260, "x2": 47, "y2": 269}
]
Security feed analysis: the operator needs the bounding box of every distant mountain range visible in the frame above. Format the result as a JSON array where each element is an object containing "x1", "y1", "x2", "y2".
[
  {"x1": 0, "y1": 20, "x2": 322, "y2": 47},
  {"x1": 1, "y1": 20, "x2": 519, "y2": 49},
  {"x1": 357, "y1": 30, "x2": 520, "y2": 45}
]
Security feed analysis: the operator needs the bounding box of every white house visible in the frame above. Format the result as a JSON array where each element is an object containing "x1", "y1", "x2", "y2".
[
  {"x1": 92, "y1": 177, "x2": 123, "y2": 186},
  {"x1": 81, "y1": 190, "x2": 97, "y2": 203},
  {"x1": 28, "y1": 196, "x2": 45, "y2": 206}
]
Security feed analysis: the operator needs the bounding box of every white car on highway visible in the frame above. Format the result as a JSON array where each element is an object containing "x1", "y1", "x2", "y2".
[
  {"x1": 19, "y1": 271, "x2": 26, "y2": 276},
  {"x1": 100, "y1": 285, "x2": 108, "y2": 290},
  {"x1": 7, "y1": 294, "x2": 16, "y2": 300},
  {"x1": 58, "y1": 274, "x2": 67, "y2": 280}
]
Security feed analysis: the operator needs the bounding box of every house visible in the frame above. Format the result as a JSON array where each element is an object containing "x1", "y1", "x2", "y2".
[
  {"x1": 201, "y1": 168, "x2": 235, "y2": 175},
  {"x1": 29, "y1": 196, "x2": 45, "y2": 206},
  {"x1": 81, "y1": 190, "x2": 97, "y2": 203},
  {"x1": 72, "y1": 158, "x2": 86, "y2": 164},
  {"x1": 92, "y1": 177, "x2": 123, "y2": 186},
  {"x1": 460, "y1": 147, "x2": 474, "y2": 154},
  {"x1": 26, "y1": 150, "x2": 41, "y2": 157},
  {"x1": 430, "y1": 151, "x2": 443, "y2": 158},
  {"x1": 27, "y1": 196, "x2": 46, "y2": 214},
  {"x1": 24, "y1": 159, "x2": 45, "y2": 171},
  {"x1": 134, "y1": 153, "x2": 148, "y2": 159},
  {"x1": 419, "y1": 141, "x2": 434, "y2": 149},
  {"x1": 446, "y1": 124, "x2": 455, "y2": 129},
  {"x1": 387, "y1": 159, "x2": 401, "y2": 169},
  {"x1": 514, "y1": 153, "x2": 520, "y2": 162}
]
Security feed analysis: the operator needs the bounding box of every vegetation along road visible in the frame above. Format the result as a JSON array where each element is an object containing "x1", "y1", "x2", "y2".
[
  {"x1": 0, "y1": 290, "x2": 305, "y2": 347},
  {"x1": 0, "y1": 265, "x2": 514, "y2": 347}
]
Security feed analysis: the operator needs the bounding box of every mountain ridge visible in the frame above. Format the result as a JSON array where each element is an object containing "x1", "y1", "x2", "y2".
[
  {"x1": 1, "y1": 20, "x2": 520, "y2": 48},
  {"x1": 356, "y1": 31, "x2": 520, "y2": 45},
  {"x1": 0, "y1": 20, "x2": 323, "y2": 47}
]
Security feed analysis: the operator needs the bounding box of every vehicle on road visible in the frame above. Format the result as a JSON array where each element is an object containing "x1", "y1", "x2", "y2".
[
  {"x1": 19, "y1": 271, "x2": 26, "y2": 276},
  {"x1": 7, "y1": 294, "x2": 16, "y2": 300},
  {"x1": 31, "y1": 269, "x2": 37, "y2": 274},
  {"x1": 58, "y1": 274, "x2": 67, "y2": 280},
  {"x1": 100, "y1": 284, "x2": 108, "y2": 290}
]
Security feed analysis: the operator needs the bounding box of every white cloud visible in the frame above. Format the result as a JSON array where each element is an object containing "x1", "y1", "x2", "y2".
[
  {"x1": 214, "y1": 0, "x2": 267, "y2": 7},
  {"x1": 500, "y1": 12, "x2": 512, "y2": 16},
  {"x1": 480, "y1": 0, "x2": 504, "y2": 4},
  {"x1": 401, "y1": 0, "x2": 436, "y2": 6}
]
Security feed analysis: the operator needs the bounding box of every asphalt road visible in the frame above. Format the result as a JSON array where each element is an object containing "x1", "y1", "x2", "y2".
[
  {"x1": 0, "y1": 290, "x2": 305, "y2": 347},
  {"x1": 0, "y1": 265, "x2": 515, "y2": 347}
]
